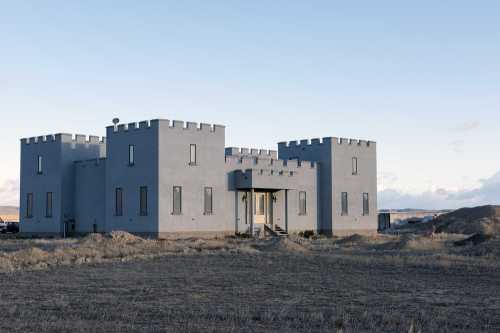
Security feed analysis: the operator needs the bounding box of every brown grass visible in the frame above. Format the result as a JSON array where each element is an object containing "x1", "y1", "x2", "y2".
[{"x1": 1, "y1": 231, "x2": 499, "y2": 273}]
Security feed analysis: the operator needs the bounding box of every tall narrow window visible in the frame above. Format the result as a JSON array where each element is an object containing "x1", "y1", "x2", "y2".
[
  {"x1": 26, "y1": 193, "x2": 33, "y2": 218},
  {"x1": 129, "y1": 145, "x2": 135, "y2": 166},
  {"x1": 190, "y1": 144, "x2": 197, "y2": 165},
  {"x1": 299, "y1": 191, "x2": 307, "y2": 215},
  {"x1": 204, "y1": 187, "x2": 213, "y2": 214},
  {"x1": 173, "y1": 186, "x2": 182, "y2": 215},
  {"x1": 46, "y1": 192, "x2": 53, "y2": 218},
  {"x1": 363, "y1": 193, "x2": 369, "y2": 216},
  {"x1": 352, "y1": 157, "x2": 358, "y2": 175},
  {"x1": 37, "y1": 155, "x2": 43, "y2": 174},
  {"x1": 115, "y1": 188, "x2": 123, "y2": 216},
  {"x1": 341, "y1": 192, "x2": 348, "y2": 216},
  {"x1": 140, "y1": 186, "x2": 148, "y2": 216}
]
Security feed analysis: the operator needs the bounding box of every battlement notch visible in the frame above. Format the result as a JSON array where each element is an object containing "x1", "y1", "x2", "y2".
[
  {"x1": 22, "y1": 133, "x2": 105, "y2": 145},
  {"x1": 225, "y1": 147, "x2": 277, "y2": 159},
  {"x1": 279, "y1": 137, "x2": 374, "y2": 148}
]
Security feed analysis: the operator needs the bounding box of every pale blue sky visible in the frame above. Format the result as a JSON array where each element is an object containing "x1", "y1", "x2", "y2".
[{"x1": 1, "y1": 1, "x2": 499, "y2": 208}]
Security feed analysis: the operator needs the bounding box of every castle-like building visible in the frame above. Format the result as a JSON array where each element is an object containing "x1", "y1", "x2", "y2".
[{"x1": 19, "y1": 119, "x2": 377, "y2": 238}]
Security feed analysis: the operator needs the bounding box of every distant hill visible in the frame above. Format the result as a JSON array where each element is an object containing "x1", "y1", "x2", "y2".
[{"x1": 0, "y1": 206, "x2": 19, "y2": 222}]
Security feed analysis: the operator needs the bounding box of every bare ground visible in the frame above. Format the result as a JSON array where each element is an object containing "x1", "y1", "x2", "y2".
[{"x1": 1, "y1": 233, "x2": 500, "y2": 332}]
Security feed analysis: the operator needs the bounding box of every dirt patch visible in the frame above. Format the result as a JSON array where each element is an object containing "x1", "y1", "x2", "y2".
[
  {"x1": 108, "y1": 230, "x2": 144, "y2": 243},
  {"x1": 454, "y1": 233, "x2": 493, "y2": 246},
  {"x1": 276, "y1": 238, "x2": 309, "y2": 253}
]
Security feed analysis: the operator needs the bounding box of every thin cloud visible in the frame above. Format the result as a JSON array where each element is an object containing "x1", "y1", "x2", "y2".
[
  {"x1": 450, "y1": 120, "x2": 480, "y2": 132},
  {"x1": 377, "y1": 171, "x2": 399, "y2": 189},
  {"x1": 449, "y1": 140, "x2": 464, "y2": 153},
  {"x1": 0, "y1": 179, "x2": 19, "y2": 206},
  {"x1": 379, "y1": 170, "x2": 500, "y2": 210}
]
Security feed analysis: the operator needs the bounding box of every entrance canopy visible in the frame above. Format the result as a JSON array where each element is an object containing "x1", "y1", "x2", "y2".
[{"x1": 234, "y1": 169, "x2": 299, "y2": 190}]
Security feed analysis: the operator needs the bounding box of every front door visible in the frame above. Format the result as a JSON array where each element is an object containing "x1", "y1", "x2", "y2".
[{"x1": 254, "y1": 192, "x2": 272, "y2": 225}]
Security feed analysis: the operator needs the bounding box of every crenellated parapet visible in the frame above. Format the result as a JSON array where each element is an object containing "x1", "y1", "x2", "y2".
[
  {"x1": 225, "y1": 147, "x2": 277, "y2": 159},
  {"x1": 225, "y1": 155, "x2": 316, "y2": 171},
  {"x1": 21, "y1": 134, "x2": 106, "y2": 145},
  {"x1": 237, "y1": 168, "x2": 299, "y2": 179},
  {"x1": 234, "y1": 164, "x2": 317, "y2": 190},
  {"x1": 278, "y1": 137, "x2": 375, "y2": 149},
  {"x1": 106, "y1": 119, "x2": 225, "y2": 135}
]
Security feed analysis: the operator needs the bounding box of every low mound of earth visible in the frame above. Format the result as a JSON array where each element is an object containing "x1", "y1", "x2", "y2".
[
  {"x1": 391, "y1": 205, "x2": 500, "y2": 237},
  {"x1": 434, "y1": 205, "x2": 500, "y2": 235},
  {"x1": 0, "y1": 232, "x2": 265, "y2": 272}
]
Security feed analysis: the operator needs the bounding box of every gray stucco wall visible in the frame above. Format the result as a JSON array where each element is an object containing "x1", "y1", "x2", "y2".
[
  {"x1": 20, "y1": 134, "x2": 105, "y2": 235},
  {"x1": 75, "y1": 158, "x2": 106, "y2": 233},
  {"x1": 20, "y1": 135, "x2": 63, "y2": 234},
  {"x1": 278, "y1": 137, "x2": 377, "y2": 235},
  {"x1": 331, "y1": 139, "x2": 377, "y2": 234},
  {"x1": 62, "y1": 135, "x2": 106, "y2": 225},
  {"x1": 105, "y1": 121, "x2": 159, "y2": 235},
  {"x1": 157, "y1": 120, "x2": 229, "y2": 235},
  {"x1": 278, "y1": 138, "x2": 332, "y2": 232}
]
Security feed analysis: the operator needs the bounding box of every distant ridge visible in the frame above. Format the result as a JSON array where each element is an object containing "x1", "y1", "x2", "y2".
[
  {"x1": 0, "y1": 206, "x2": 19, "y2": 222},
  {"x1": 379, "y1": 209, "x2": 452, "y2": 213}
]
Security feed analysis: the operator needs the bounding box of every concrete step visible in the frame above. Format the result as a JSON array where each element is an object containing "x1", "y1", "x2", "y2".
[{"x1": 265, "y1": 224, "x2": 288, "y2": 237}]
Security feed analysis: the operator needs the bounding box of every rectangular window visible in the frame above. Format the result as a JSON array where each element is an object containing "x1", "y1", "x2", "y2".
[
  {"x1": 352, "y1": 157, "x2": 358, "y2": 175},
  {"x1": 115, "y1": 188, "x2": 123, "y2": 216},
  {"x1": 204, "y1": 187, "x2": 213, "y2": 214},
  {"x1": 363, "y1": 193, "x2": 369, "y2": 216},
  {"x1": 173, "y1": 186, "x2": 182, "y2": 215},
  {"x1": 37, "y1": 155, "x2": 43, "y2": 174},
  {"x1": 140, "y1": 186, "x2": 148, "y2": 216},
  {"x1": 129, "y1": 145, "x2": 135, "y2": 166},
  {"x1": 341, "y1": 192, "x2": 348, "y2": 216},
  {"x1": 190, "y1": 144, "x2": 197, "y2": 165},
  {"x1": 26, "y1": 193, "x2": 33, "y2": 218},
  {"x1": 46, "y1": 192, "x2": 53, "y2": 218},
  {"x1": 299, "y1": 191, "x2": 307, "y2": 215}
]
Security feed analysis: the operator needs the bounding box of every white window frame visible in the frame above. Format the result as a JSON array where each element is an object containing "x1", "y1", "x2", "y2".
[
  {"x1": 204, "y1": 187, "x2": 213, "y2": 215},
  {"x1": 37, "y1": 155, "x2": 43, "y2": 174},
  {"x1": 189, "y1": 144, "x2": 197, "y2": 165},
  {"x1": 299, "y1": 191, "x2": 307, "y2": 215},
  {"x1": 129, "y1": 145, "x2": 135, "y2": 166},
  {"x1": 173, "y1": 186, "x2": 182, "y2": 215},
  {"x1": 352, "y1": 157, "x2": 358, "y2": 175},
  {"x1": 341, "y1": 192, "x2": 348, "y2": 216},
  {"x1": 363, "y1": 193, "x2": 369, "y2": 216}
]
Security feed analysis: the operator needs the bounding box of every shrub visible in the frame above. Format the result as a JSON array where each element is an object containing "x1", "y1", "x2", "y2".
[{"x1": 299, "y1": 230, "x2": 315, "y2": 239}]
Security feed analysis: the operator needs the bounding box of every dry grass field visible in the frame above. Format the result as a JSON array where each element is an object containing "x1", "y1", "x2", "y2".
[{"x1": 1, "y1": 231, "x2": 500, "y2": 332}]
